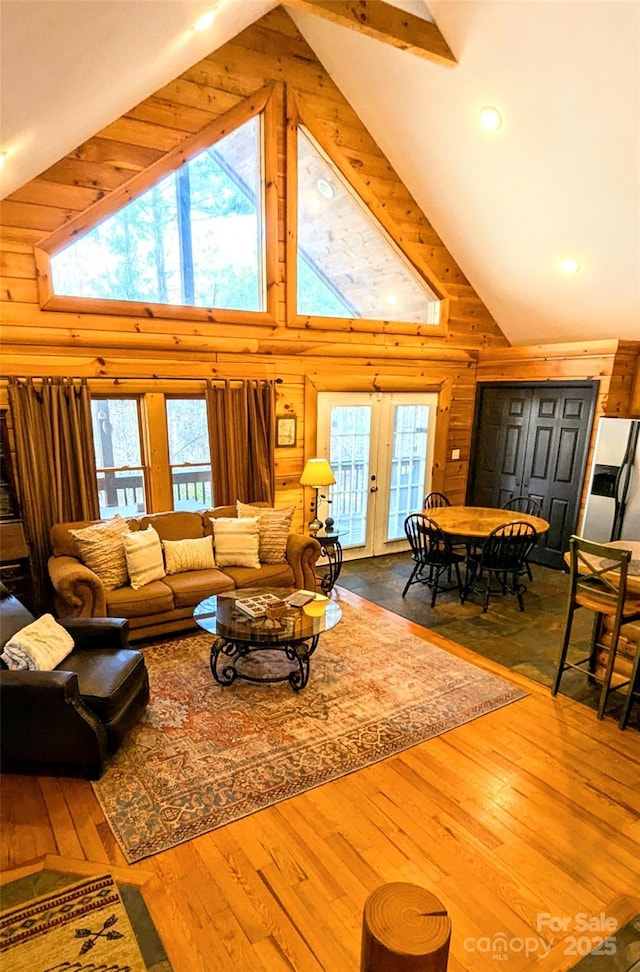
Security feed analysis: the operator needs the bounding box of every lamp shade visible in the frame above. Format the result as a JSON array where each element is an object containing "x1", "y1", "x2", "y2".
[{"x1": 299, "y1": 458, "x2": 336, "y2": 488}]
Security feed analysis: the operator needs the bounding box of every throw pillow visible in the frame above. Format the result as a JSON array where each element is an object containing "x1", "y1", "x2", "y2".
[
  {"x1": 212, "y1": 517, "x2": 261, "y2": 569},
  {"x1": 236, "y1": 502, "x2": 294, "y2": 564},
  {"x1": 0, "y1": 614, "x2": 74, "y2": 671},
  {"x1": 70, "y1": 515, "x2": 129, "y2": 591},
  {"x1": 163, "y1": 536, "x2": 215, "y2": 575},
  {"x1": 123, "y1": 526, "x2": 166, "y2": 590}
]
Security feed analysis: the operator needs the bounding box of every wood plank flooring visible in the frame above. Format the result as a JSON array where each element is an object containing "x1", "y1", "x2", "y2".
[{"x1": 2, "y1": 589, "x2": 639, "y2": 971}]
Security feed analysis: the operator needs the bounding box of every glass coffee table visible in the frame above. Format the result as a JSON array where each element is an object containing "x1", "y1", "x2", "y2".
[{"x1": 193, "y1": 588, "x2": 342, "y2": 691}]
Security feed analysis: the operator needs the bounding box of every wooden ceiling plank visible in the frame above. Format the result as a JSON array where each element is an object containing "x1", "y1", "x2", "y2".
[{"x1": 280, "y1": 0, "x2": 457, "y2": 67}]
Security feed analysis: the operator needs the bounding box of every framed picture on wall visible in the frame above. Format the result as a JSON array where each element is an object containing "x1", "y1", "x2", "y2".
[{"x1": 276, "y1": 415, "x2": 297, "y2": 447}]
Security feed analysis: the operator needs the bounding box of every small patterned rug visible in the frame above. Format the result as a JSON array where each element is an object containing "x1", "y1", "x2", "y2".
[
  {"x1": 0, "y1": 872, "x2": 171, "y2": 971},
  {"x1": 93, "y1": 601, "x2": 526, "y2": 862}
]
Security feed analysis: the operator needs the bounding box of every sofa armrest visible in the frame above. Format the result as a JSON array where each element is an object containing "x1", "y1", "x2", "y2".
[
  {"x1": 60, "y1": 617, "x2": 130, "y2": 651},
  {"x1": 0, "y1": 669, "x2": 108, "y2": 779},
  {"x1": 48, "y1": 555, "x2": 107, "y2": 617},
  {"x1": 286, "y1": 533, "x2": 322, "y2": 591}
]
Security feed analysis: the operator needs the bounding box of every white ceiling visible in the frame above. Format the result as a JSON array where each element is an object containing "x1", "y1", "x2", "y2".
[{"x1": 1, "y1": 0, "x2": 639, "y2": 346}]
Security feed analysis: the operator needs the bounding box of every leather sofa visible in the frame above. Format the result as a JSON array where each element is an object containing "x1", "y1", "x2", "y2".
[
  {"x1": 0, "y1": 584, "x2": 149, "y2": 779},
  {"x1": 48, "y1": 505, "x2": 321, "y2": 641}
]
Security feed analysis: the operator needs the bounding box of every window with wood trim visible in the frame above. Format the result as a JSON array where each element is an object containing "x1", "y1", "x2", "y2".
[
  {"x1": 296, "y1": 127, "x2": 441, "y2": 325},
  {"x1": 51, "y1": 117, "x2": 265, "y2": 312},
  {"x1": 91, "y1": 395, "x2": 212, "y2": 518},
  {"x1": 92, "y1": 398, "x2": 148, "y2": 518}
]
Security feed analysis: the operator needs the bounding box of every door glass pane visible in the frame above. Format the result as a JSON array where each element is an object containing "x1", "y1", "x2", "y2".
[
  {"x1": 328, "y1": 405, "x2": 371, "y2": 546},
  {"x1": 91, "y1": 398, "x2": 146, "y2": 518},
  {"x1": 166, "y1": 399, "x2": 212, "y2": 510},
  {"x1": 387, "y1": 405, "x2": 429, "y2": 540}
]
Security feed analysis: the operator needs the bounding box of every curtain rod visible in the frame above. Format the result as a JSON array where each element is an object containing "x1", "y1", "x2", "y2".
[{"x1": 5, "y1": 376, "x2": 283, "y2": 385}]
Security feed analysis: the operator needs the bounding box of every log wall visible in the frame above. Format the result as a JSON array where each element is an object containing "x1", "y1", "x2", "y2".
[{"x1": 1, "y1": 7, "x2": 638, "y2": 530}]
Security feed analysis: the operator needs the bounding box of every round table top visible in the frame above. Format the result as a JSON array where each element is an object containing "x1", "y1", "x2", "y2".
[
  {"x1": 194, "y1": 588, "x2": 342, "y2": 645},
  {"x1": 423, "y1": 505, "x2": 550, "y2": 539}
]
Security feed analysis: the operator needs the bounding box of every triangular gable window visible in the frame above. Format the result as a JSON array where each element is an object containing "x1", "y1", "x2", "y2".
[
  {"x1": 296, "y1": 127, "x2": 440, "y2": 325},
  {"x1": 50, "y1": 116, "x2": 265, "y2": 312}
]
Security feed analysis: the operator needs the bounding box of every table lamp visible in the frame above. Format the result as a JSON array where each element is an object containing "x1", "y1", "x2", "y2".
[{"x1": 300, "y1": 458, "x2": 335, "y2": 535}]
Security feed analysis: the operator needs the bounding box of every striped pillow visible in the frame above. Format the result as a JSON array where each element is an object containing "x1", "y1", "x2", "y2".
[
  {"x1": 70, "y1": 516, "x2": 129, "y2": 591},
  {"x1": 237, "y1": 502, "x2": 294, "y2": 564},
  {"x1": 163, "y1": 536, "x2": 215, "y2": 575},
  {"x1": 212, "y1": 517, "x2": 261, "y2": 569},
  {"x1": 123, "y1": 526, "x2": 166, "y2": 590}
]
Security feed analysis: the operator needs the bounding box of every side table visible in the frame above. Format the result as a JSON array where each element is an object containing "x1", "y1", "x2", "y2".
[{"x1": 315, "y1": 532, "x2": 345, "y2": 594}]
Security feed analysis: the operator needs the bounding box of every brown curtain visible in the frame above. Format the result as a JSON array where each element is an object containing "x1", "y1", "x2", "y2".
[
  {"x1": 8, "y1": 377, "x2": 99, "y2": 610},
  {"x1": 206, "y1": 379, "x2": 276, "y2": 506}
]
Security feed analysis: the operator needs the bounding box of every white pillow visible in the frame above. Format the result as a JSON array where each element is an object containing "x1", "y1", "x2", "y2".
[
  {"x1": 1, "y1": 614, "x2": 74, "y2": 671},
  {"x1": 212, "y1": 517, "x2": 261, "y2": 569},
  {"x1": 163, "y1": 536, "x2": 215, "y2": 575},
  {"x1": 69, "y1": 515, "x2": 129, "y2": 590},
  {"x1": 236, "y1": 502, "x2": 294, "y2": 564},
  {"x1": 123, "y1": 526, "x2": 166, "y2": 590}
]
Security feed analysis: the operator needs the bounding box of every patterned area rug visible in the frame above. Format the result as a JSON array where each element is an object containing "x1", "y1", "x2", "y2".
[
  {"x1": 93, "y1": 601, "x2": 526, "y2": 862},
  {"x1": 0, "y1": 872, "x2": 172, "y2": 971}
]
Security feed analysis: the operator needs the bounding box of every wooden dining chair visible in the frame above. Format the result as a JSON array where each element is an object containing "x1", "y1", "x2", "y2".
[
  {"x1": 402, "y1": 513, "x2": 465, "y2": 607},
  {"x1": 552, "y1": 536, "x2": 640, "y2": 723},
  {"x1": 502, "y1": 495, "x2": 543, "y2": 517},
  {"x1": 462, "y1": 521, "x2": 537, "y2": 613},
  {"x1": 502, "y1": 495, "x2": 542, "y2": 580},
  {"x1": 423, "y1": 491, "x2": 451, "y2": 510}
]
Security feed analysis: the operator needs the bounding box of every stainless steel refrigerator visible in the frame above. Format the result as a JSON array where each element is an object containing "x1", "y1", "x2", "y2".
[{"x1": 580, "y1": 418, "x2": 640, "y2": 542}]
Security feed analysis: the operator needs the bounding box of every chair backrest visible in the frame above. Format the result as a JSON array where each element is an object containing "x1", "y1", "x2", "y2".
[
  {"x1": 404, "y1": 513, "x2": 451, "y2": 561},
  {"x1": 423, "y1": 491, "x2": 451, "y2": 509},
  {"x1": 481, "y1": 521, "x2": 537, "y2": 570},
  {"x1": 502, "y1": 494, "x2": 543, "y2": 517},
  {"x1": 568, "y1": 535, "x2": 630, "y2": 614}
]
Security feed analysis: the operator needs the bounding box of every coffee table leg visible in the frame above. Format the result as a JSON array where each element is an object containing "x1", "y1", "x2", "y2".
[
  {"x1": 210, "y1": 637, "x2": 240, "y2": 686},
  {"x1": 285, "y1": 634, "x2": 319, "y2": 691}
]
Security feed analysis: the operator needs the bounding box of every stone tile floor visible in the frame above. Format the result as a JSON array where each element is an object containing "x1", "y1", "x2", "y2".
[{"x1": 335, "y1": 552, "x2": 640, "y2": 731}]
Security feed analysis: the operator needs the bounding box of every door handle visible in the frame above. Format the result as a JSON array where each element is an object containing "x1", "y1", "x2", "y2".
[{"x1": 370, "y1": 486, "x2": 378, "y2": 493}]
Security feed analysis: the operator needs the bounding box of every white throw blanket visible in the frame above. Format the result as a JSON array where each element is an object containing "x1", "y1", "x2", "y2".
[{"x1": 1, "y1": 614, "x2": 74, "y2": 671}]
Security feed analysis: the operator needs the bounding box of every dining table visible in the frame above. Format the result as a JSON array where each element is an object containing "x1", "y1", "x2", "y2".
[{"x1": 423, "y1": 505, "x2": 550, "y2": 543}]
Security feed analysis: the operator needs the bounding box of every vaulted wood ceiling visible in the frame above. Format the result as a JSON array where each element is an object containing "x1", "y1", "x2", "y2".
[{"x1": 1, "y1": 0, "x2": 638, "y2": 346}]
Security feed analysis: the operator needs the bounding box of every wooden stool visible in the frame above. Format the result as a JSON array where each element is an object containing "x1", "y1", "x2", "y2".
[{"x1": 361, "y1": 882, "x2": 451, "y2": 972}]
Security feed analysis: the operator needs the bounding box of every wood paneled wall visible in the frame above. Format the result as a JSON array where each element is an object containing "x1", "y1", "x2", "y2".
[
  {"x1": 0, "y1": 7, "x2": 638, "y2": 525},
  {"x1": 0, "y1": 7, "x2": 501, "y2": 514}
]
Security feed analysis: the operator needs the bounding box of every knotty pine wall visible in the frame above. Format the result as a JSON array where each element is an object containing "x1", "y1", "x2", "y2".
[{"x1": 1, "y1": 7, "x2": 638, "y2": 534}]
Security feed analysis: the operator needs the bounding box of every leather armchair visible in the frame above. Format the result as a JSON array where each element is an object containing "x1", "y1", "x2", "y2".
[{"x1": 0, "y1": 586, "x2": 149, "y2": 779}]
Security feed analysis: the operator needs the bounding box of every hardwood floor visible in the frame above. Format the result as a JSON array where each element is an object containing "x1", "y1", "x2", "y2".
[{"x1": 2, "y1": 589, "x2": 639, "y2": 971}]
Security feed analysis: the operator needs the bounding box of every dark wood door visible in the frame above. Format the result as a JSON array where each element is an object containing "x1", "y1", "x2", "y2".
[{"x1": 468, "y1": 383, "x2": 597, "y2": 569}]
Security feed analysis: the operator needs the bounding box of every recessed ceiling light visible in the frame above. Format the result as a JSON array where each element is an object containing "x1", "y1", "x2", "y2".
[
  {"x1": 560, "y1": 258, "x2": 579, "y2": 274},
  {"x1": 308, "y1": 194, "x2": 321, "y2": 211},
  {"x1": 0, "y1": 151, "x2": 6, "y2": 169},
  {"x1": 193, "y1": 10, "x2": 216, "y2": 31},
  {"x1": 480, "y1": 106, "x2": 502, "y2": 131},
  {"x1": 316, "y1": 178, "x2": 334, "y2": 199},
  {"x1": 385, "y1": 294, "x2": 397, "y2": 305}
]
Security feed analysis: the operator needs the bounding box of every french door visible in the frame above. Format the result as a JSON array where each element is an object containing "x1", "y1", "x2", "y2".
[{"x1": 317, "y1": 392, "x2": 438, "y2": 559}]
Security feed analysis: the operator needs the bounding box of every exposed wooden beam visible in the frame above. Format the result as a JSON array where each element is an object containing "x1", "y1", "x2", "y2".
[{"x1": 280, "y1": 0, "x2": 457, "y2": 67}]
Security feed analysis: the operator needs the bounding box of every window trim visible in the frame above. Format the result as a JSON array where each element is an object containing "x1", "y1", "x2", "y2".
[
  {"x1": 34, "y1": 83, "x2": 279, "y2": 327},
  {"x1": 92, "y1": 395, "x2": 150, "y2": 518},
  {"x1": 285, "y1": 88, "x2": 448, "y2": 336}
]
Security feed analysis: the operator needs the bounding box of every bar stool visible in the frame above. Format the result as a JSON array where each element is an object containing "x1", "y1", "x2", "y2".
[
  {"x1": 619, "y1": 633, "x2": 640, "y2": 729},
  {"x1": 552, "y1": 536, "x2": 640, "y2": 723}
]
